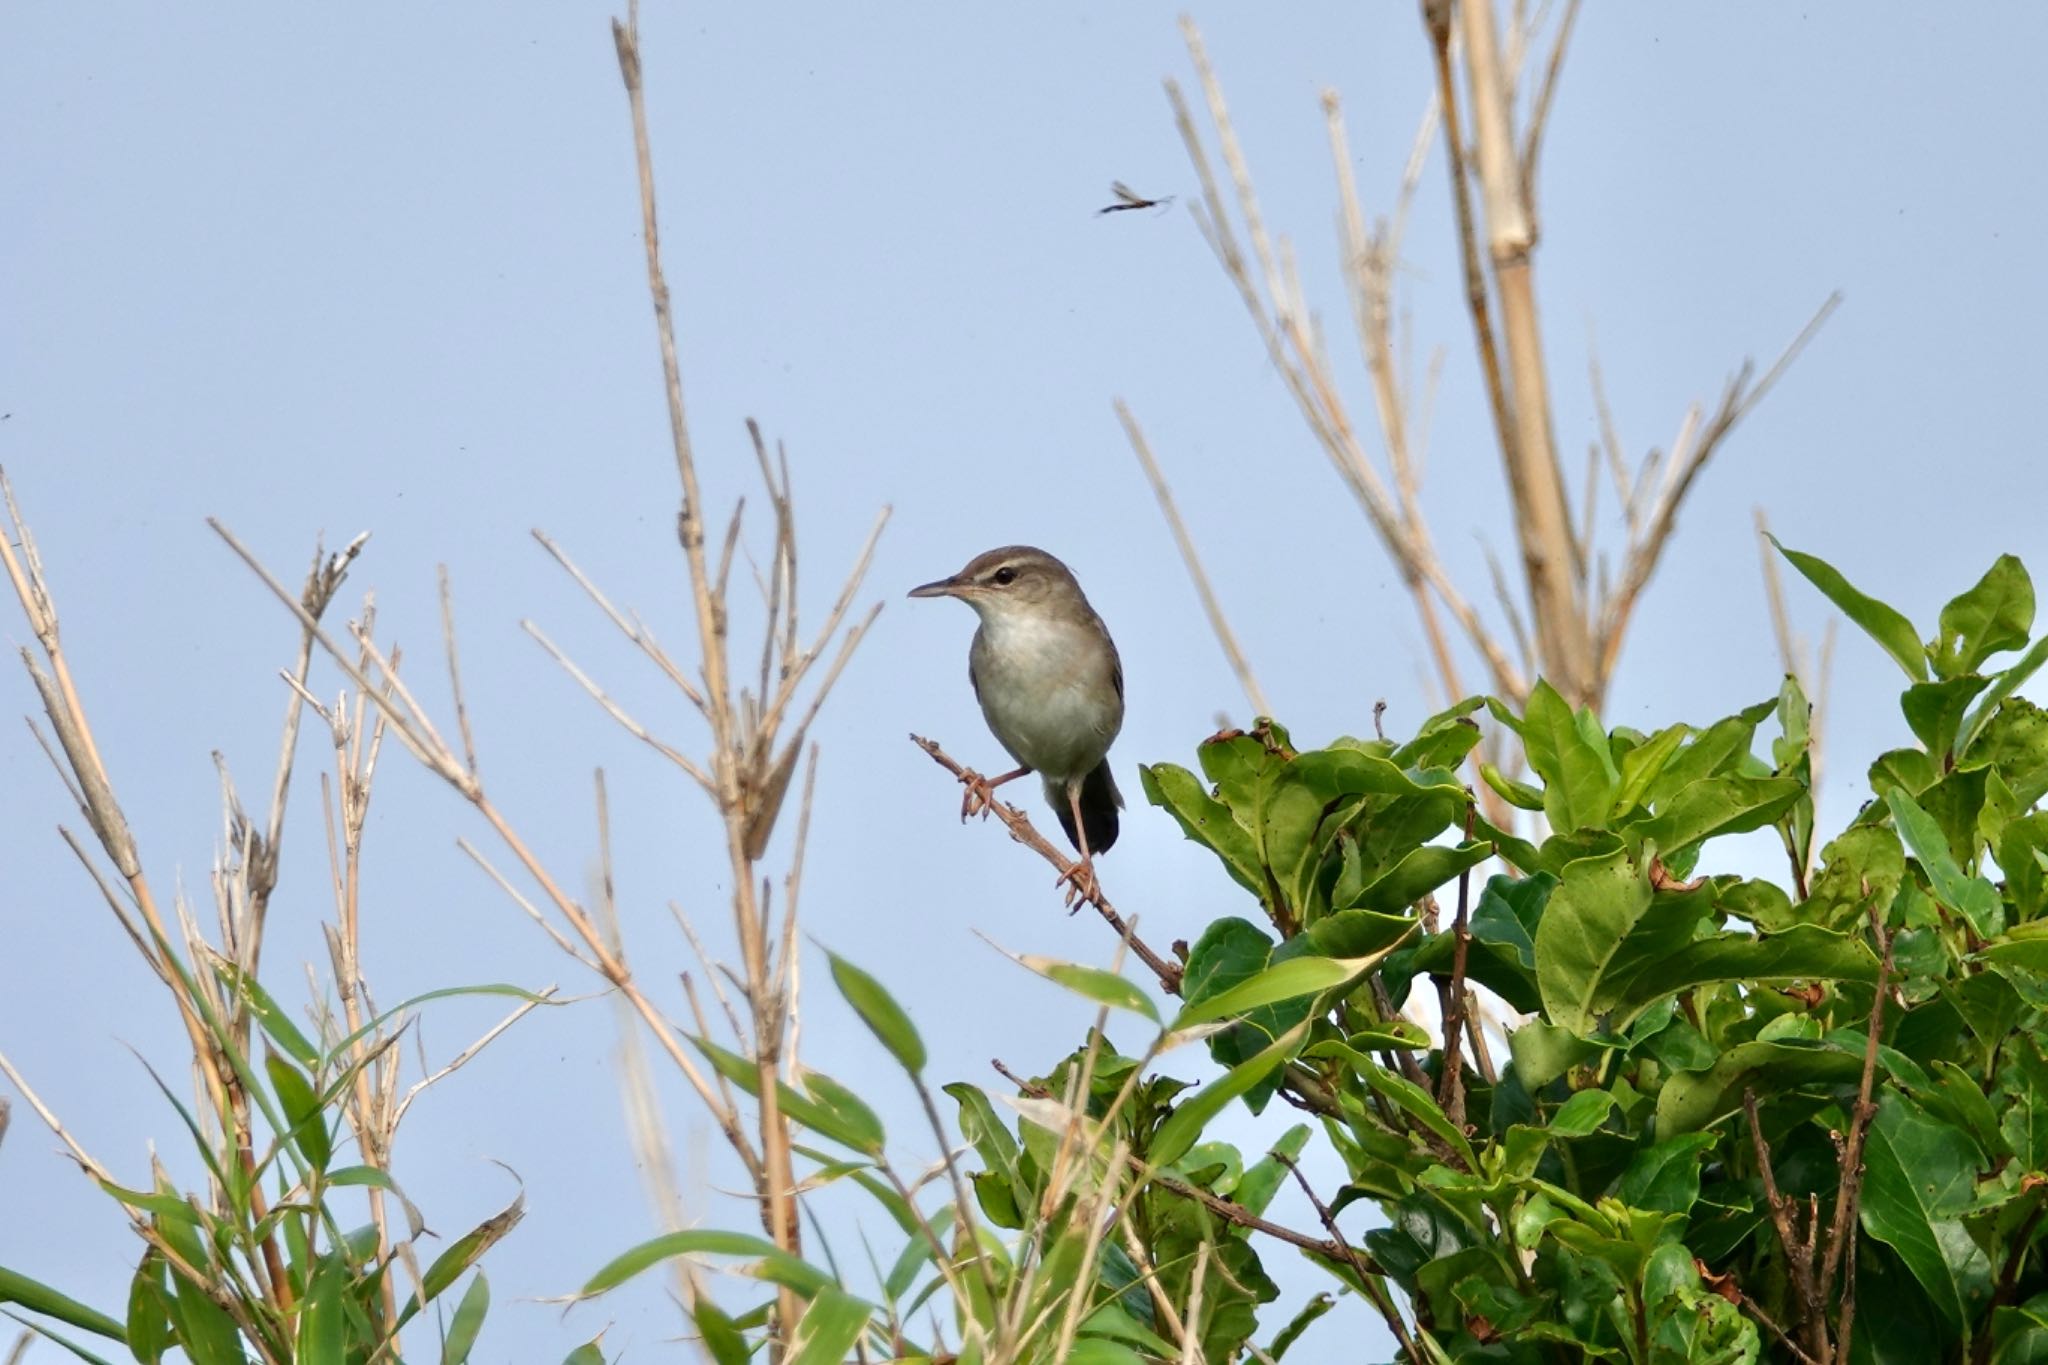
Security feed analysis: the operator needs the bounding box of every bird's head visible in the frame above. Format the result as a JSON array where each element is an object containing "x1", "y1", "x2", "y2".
[{"x1": 908, "y1": 545, "x2": 1086, "y2": 622}]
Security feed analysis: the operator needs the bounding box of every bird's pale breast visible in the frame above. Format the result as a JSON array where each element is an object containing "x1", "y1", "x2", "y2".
[{"x1": 969, "y1": 611, "x2": 1123, "y2": 782}]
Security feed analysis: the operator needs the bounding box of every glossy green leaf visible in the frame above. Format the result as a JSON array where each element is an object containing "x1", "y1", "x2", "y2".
[
  {"x1": 828, "y1": 952, "x2": 926, "y2": 1073},
  {"x1": 1771, "y1": 536, "x2": 1929, "y2": 681},
  {"x1": 1342, "y1": 840, "x2": 1491, "y2": 915},
  {"x1": 1171, "y1": 948, "x2": 1401, "y2": 1031},
  {"x1": 1629, "y1": 775, "x2": 1804, "y2": 854},
  {"x1": 1616, "y1": 1133, "x2": 1717, "y2": 1213},
  {"x1": 1904, "y1": 676, "x2": 1995, "y2": 758},
  {"x1": 1597, "y1": 924, "x2": 1879, "y2": 1030},
  {"x1": 1888, "y1": 788, "x2": 2003, "y2": 936},
  {"x1": 1657, "y1": 1039, "x2": 1864, "y2": 1132},
  {"x1": 1549, "y1": 1088, "x2": 1616, "y2": 1136},
  {"x1": 1936, "y1": 554, "x2": 2033, "y2": 676},
  {"x1": 1534, "y1": 846, "x2": 1660, "y2": 1037},
  {"x1": 1959, "y1": 635, "x2": 2048, "y2": 760},
  {"x1": 1481, "y1": 762, "x2": 1545, "y2": 812},
  {"x1": 1016, "y1": 954, "x2": 1160, "y2": 1024},
  {"x1": 1150, "y1": 1022, "x2": 1309, "y2": 1167},
  {"x1": 1860, "y1": 1091, "x2": 1993, "y2": 1329},
  {"x1": 1523, "y1": 679, "x2": 1620, "y2": 831}
]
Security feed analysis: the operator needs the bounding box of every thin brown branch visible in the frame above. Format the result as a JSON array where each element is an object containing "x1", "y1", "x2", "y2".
[
  {"x1": 1437, "y1": 807, "x2": 1478, "y2": 1129},
  {"x1": 1819, "y1": 900, "x2": 1895, "y2": 1358},
  {"x1": 1273, "y1": 1151, "x2": 1425, "y2": 1365},
  {"x1": 1116, "y1": 400, "x2": 1272, "y2": 720},
  {"x1": 912, "y1": 734, "x2": 1183, "y2": 996},
  {"x1": 1596, "y1": 293, "x2": 1841, "y2": 686},
  {"x1": 1746, "y1": 1087, "x2": 1827, "y2": 1360}
]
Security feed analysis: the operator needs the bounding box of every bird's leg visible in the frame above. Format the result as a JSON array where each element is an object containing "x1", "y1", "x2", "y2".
[
  {"x1": 1057, "y1": 784, "x2": 1102, "y2": 909},
  {"x1": 961, "y1": 765, "x2": 1031, "y2": 821}
]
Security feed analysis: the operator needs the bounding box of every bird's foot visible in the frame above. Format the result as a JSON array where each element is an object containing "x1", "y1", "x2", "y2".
[
  {"x1": 1058, "y1": 858, "x2": 1103, "y2": 911},
  {"x1": 959, "y1": 772, "x2": 999, "y2": 821}
]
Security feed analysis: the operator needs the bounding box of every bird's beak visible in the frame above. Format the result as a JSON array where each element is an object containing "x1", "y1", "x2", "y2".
[{"x1": 908, "y1": 574, "x2": 965, "y2": 599}]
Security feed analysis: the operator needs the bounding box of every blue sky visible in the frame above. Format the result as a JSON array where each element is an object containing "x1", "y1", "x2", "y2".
[{"x1": 5, "y1": 5, "x2": 2047, "y2": 1360}]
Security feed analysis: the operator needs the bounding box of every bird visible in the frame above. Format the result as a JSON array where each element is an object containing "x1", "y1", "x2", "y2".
[{"x1": 909, "y1": 546, "x2": 1124, "y2": 902}]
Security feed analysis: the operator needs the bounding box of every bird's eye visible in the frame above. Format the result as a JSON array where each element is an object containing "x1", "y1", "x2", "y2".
[{"x1": 992, "y1": 566, "x2": 1018, "y2": 586}]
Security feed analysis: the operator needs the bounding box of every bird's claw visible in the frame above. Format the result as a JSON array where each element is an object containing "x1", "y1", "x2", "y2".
[
  {"x1": 1057, "y1": 859, "x2": 1103, "y2": 910},
  {"x1": 959, "y1": 773, "x2": 998, "y2": 822}
]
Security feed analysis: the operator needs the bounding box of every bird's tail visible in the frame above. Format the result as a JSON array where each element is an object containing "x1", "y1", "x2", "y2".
[{"x1": 1051, "y1": 761, "x2": 1123, "y2": 856}]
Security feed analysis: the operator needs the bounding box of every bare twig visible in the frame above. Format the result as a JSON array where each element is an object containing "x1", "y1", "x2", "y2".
[
  {"x1": 1746, "y1": 1087, "x2": 1827, "y2": 1360},
  {"x1": 1117, "y1": 400, "x2": 1272, "y2": 720},
  {"x1": 1273, "y1": 1150, "x2": 1425, "y2": 1365},
  {"x1": 1595, "y1": 294, "x2": 1841, "y2": 686},
  {"x1": 911, "y1": 734, "x2": 1183, "y2": 994}
]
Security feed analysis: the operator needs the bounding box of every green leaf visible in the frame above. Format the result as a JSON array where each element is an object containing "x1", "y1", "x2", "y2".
[
  {"x1": 797, "y1": 1069, "x2": 887, "y2": 1155},
  {"x1": 1309, "y1": 1042, "x2": 1477, "y2": 1170},
  {"x1": 1343, "y1": 840, "x2": 1492, "y2": 915},
  {"x1": 1549, "y1": 1088, "x2": 1616, "y2": 1137},
  {"x1": 1799, "y1": 824, "x2": 1907, "y2": 931},
  {"x1": 1629, "y1": 775, "x2": 1804, "y2": 854},
  {"x1": 1533, "y1": 846, "x2": 1668, "y2": 1037},
  {"x1": 692, "y1": 1035, "x2": 883, "y2": 1154},
  {"x1": 327, "y1": 1164, "x2": 426, "y2": 1240},
  {"x1": 1936, "y1": 553, "x2": 2034, "y2": 676},
  {"x1": 1481, "y1": 762, "x2": 1545, "y2": 812},
  {"x1": 1656, "y1": 1039, "x2": 1865, "y2": 1132},
  {"x1": 1771, "y1": 536, "x2": 1929, "y2": 681},
  {"x1": 1888, "y1": 788, "x2": 2004, "y2": 936},
  {"x1": 1616, "y1": 1133, "x2": 1717, "y2": 1213},
  {"x1": 1236, "y1": 1125, "x2": 1312, "y2": 1218},
  {"x1": 1959, "y1": 635, "x2": 2048, "y2": 760},
  {"x1": 1015, "y1": 954, "x2": 1160, "y2": 1024},
  {"x1": 1303, "y1": 908, "x2": 1416, "y2": 960},
  {"x1": 828, "y1": 952, "x2": 926, "y2": 1073},
  {"x1": 1265, "y1": 1292, "x2": 1335, "y2": 1359},
  {"x1": 561, "y1": 1335, "x2": 606, "y2": 1365},
  {"x1": 1859, "y1": 1091, "x2": 1993, "y2": 1329},
  {"x1": 580, "y1": 1229, "x2": 835, "y2": 1300},
  {"x1": 786, "y1": 1285, "x2": 871, "y2": 1365},
  {"x1": 693, "y1": 1297, "x2": 751, "y2": 1365},
  {"x1": 1615, "y1": 724, "x2": 1690, "y2": 816},
  {"x1": 263, "y1": 1050, "x2": 331, "y2": 1171},
  {"x1": 1523, "y1": 680, "x2": 1620, "y2": 831},
  {"x1": 1150, "y1": 1022, "x2": 1309, "y2": 1167},
  {"x1": 0, "y1": 1267, "x2": 126, "y2": 1340},
  {"x1": 1972, "y1": 697, "x2": 2048, "y2": 808},
  {"x1": 400, "y1": 1194, "x2": 523, "y2": 1327},
  {"x1": 1903, "y1": 676, "x2": 1994, "y2": 758},
  {"x1": 216, "y1": 965, "x2": 321, "y2": 1068},
  {"x1": 1598, "y1": 924, "x2": 1879, "y2": 1029},
  {"x1": 124, "y1": 1254, "x2": 175, "y2": 1364},
  {"x1": 1171, "y1": 945, "x2": 1406, "y2": 1031},
  {"x1": 1508, "y1": 1018, "x2": 1600, "y2": 1090},
  {"x1": 440, "y1": 1273, "x2": 489, "y2": 1365}
]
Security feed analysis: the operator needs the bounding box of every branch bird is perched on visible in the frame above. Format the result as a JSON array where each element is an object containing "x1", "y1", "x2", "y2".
[{"x1": 909, "y1": 546, "x2": 1124, "y2": 902}]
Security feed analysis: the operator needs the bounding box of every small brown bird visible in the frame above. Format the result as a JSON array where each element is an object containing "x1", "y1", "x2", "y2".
[{"x1": 909, "y1": 546, "x2": 1124, "y2": 900}]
